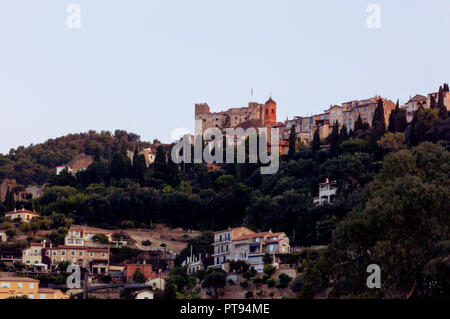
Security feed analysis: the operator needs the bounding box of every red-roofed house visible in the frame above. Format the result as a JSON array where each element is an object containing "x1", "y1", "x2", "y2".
[
  {"x1": 5, "y1": 208, "x2": 40, "y2": 223},
  {"x1": 210, "y1": 226, "x2": 290, "y2": 272}
]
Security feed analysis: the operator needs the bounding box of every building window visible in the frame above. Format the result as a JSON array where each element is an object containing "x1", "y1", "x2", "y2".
[
  {"x1": 40, "y1": 294, "x2": 46, "y2": 299},
  {"x1": 79, "y1": 251, "x2": 84, "y2": 257},
  {"x1": 61, "y1": 250, "x2": 66, "y2": 256},
  {"x1": 52, "y1": 251, "x2": 57, "y2": 256},
  {"x1": 18, "y1": 282, "x2": 23, "y2": 289},
  {"x1": 0, "y1": 282, "x2": 10, "y2": 288},
  {"x1": 71, "y1": 251, "x2": 76, "y2": 256},
  {"x1": 29, "y1": 294, "x2": 34, "y2": 299},
  {"x1": 29, "y1": 283, "x2": 35, "y2": 289},
  {"x1": 90, "y1": 252, "x2": 94, "y2": 257}
]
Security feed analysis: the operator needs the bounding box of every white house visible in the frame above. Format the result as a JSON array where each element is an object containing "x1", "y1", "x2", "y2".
[
  {"x1": 135, "y1": 290, "x2": 154, "y2": 299},
  {"x1": 313, "y1": 178, "x2": 337, "y2": 205}
]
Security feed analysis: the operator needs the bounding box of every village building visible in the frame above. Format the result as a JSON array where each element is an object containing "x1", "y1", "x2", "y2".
[
  {"x1": 400, "y1": 91, "x2": 450, "y2": 122},
  {"x1": 4, "y1": 208, "x2": 40, "y2": 223},
  {"x1": 313, "y1": 178, "x2": 337, "y2": 205},
  {"x1": 401, "y1": 94, "x2": 429, "y2": 123},
  {"x1": 124, "y1": 262, "x2": 163, "y2": 282},
  {"x1": 0, "y1": 231, "x2": 6, "y2": 242},
  {"x1": 147, "y1": 277, "x2": 166, "y2": 291},
  {"x1": 64, "y1": 225, "x2": 112, "y2": 246},
  {"x1": 46, "y1": 245, "x2": 109, "y2": 274},
  {"x1": 22, "y1": 242, "x2": 46, "y2": 267},
  {"x1": 56, "y1": 153, "x2": 93, "y2": 175},
  {"x1": 210, "y1": 226, "x2": 290, "y2": 273},
  {"x1": 135, "y1": 289, "x2": 154, "y2": 299},
  {"x1": 181, "y1": 253, "x2": 204, "y2": 274},
  {"x1": 126, "y1": 147, "x2": 156, "y2": 167},
  {"x1": 0, "y1": 276, "x2": 68, "y2": 299},
  {"x1": 195, "y1": 97, "x2": 277, "y2": 135}
]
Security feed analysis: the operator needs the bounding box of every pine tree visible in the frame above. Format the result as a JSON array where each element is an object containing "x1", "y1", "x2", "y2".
[
  {"x1": 94, "y1": 147, "x2": 102, "y2": 162},
  {"x1": 288, "y1": 125, "x2": 296, "y2": 159},
  {"x1": 312, "y1": 129, "x2": 320, "y2": 153},
  {"x1": 443, "y1": 83, "x2": 449, "y2": 92}
]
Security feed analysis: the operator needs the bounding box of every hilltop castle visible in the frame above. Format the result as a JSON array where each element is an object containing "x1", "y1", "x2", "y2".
[{"x1": 195, "y1": 97, "x2": 277, "y2": 134}]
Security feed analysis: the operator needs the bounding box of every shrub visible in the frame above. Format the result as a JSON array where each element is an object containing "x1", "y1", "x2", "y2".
[
  {"x1": 263, "y1": 265, "x2": 276, "y2": 277},
  {"x1": 245, "y1": 291, "x2": 254, "y2": 299},
  {"x1": 267, "y1": 279, "x2": 276, "y2": 288},
  {"x1": 92, "y1": 234, "x2": 110, "y2": 244},
  {"x1": 142, "y1": 240, "x2": 152, "y2": 246},
  {"x1": 240, "y1": 280, "x2": 249, "y2": 289}
]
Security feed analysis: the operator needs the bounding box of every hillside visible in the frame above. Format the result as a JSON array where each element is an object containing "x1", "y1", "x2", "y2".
[{"x1": 0, "y1": 130, "x2": 153, "y2": 186}]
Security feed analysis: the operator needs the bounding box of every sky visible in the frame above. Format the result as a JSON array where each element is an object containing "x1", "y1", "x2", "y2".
[{"x1": 1, "y1": 0, "x2": 450, "y2": 154}]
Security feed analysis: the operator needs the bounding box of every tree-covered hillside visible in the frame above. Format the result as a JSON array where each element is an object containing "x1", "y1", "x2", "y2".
[{"x1": 0, "y1": 130, "x2": 153, "y2": 186}]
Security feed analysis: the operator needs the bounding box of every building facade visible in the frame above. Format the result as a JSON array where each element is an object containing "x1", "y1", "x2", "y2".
[
  {"x1": 195, "y1": 98, "x2": 277, "y2": 135},
  {"x1": 210, "y1": 227, "x2": 290, "y2": 273},
  {"x1": 4, "y1": 208, "x2": 40, "y2": 223},
  {"x1": 0, "y1": 276, "x2": 67, "y2": 299},
  {"x1": 313, "y1": 178, "x2": 337, "y2": 205},
  {"x1": 46, "y1": 245, "x2": 109, "y2": 274}
]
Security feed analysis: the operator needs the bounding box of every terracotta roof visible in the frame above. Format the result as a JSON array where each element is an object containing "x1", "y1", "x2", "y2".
[
  {"x1": 5, "y1": 208, "x2": 39, "y2": 216},
  {"x1": 234, "y1": 232, "x2": 284, "y2": 241},
  {"x1": 30, "y1": 243, "x2": 43, "y2": 246},
  {"x1": 50, "y1": 245, "x2": 108, "y2": 252},
  {"x1": 265, "y1": 97, "x2": 276, "y2": 105},
  {"x1": 38, "y1": 288, "x2": 60, "y2": 293},
  {"x1": 234, "y1": 119, "x2": 263, "y2": 131},
  {"x1": 0, "y1": 276, "x2": 39, "y2": 282},
  {"x1": 65, "y1": 154, "x2": 93, "y2": 171},
  {"x1": 87, "y1": 248, "x2": 109, "y2": 252},
  {"x1": 408, "y1": 94, "x2": 427, "y2": 103}
]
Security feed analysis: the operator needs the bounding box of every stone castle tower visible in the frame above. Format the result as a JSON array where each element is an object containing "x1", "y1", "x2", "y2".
[
  {"x1": 263, "y1": 97, "x2": 277, "y2": 126},
  {"x1": 195, "y1": 97, "x2": 277, "y2": 134}
]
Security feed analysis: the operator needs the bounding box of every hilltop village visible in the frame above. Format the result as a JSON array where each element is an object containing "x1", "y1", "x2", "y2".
[{"x1": 0, "y1": 83, "x2": 449, "y2": 299}]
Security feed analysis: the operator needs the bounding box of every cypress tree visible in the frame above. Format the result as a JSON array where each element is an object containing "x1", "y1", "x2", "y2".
[
  {"x1": 395, "y1": 108, "x2": 408, "y2": 132},
  {"x1": 312, "y1": 128, "x2": 320, "y2": 153},
  {"x1": 388, "y1": 100, "x2": 399, "y2": 132},
  {"x1": 372, "y1": 99, "x2": 386, "y2": 138},
  {"x1": 437, "y1": 86, "x2": 448, "y2": 120},
  {"x1": 5, "y1": 187, "x2": 15, "y2": 211},
  {"x1": 429, "y1": 96, "x2": 437, "y2": 109},
  {"x1": 339, "y1": 124, "x2": 349, "y2": 144},
  {"x1": 288, "y1": 125, "x2": 296, "y2": 159},
  {"x1": 354, "y1": 114, "x2": 363, "y2": 132},
  {"x1": 154, "y1": 145, "x2": 168, "y2": 180},
  {"x1": 443, "y1": 83, "x2": 449, "y2": 92},
  {"x1": 328, "y1": 121, "x2": 340, "y2": 156}
]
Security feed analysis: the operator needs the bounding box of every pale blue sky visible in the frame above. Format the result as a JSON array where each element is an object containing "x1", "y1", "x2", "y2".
[{"x1": 1, "y1": 0, "x2": 449, "y2": 153}]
